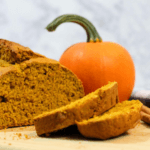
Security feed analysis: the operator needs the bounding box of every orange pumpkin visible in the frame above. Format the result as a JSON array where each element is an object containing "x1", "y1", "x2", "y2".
[{"x1": 46, "y1": 14, "x2": 135, "y2": 102}]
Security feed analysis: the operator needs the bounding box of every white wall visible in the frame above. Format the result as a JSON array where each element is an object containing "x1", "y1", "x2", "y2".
[{"x1": 0, "y1": 0, "x2": 149, "y2": 91}]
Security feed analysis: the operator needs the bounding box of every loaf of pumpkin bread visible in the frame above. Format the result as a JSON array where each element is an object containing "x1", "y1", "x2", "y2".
[
  {"x1": 76, "y1": 100, "x2": 143, "y2": 140},
  {"x1": 34, "y1": 81, "x2": 119, "y2": 135},
  {"x1": 0, "y1": 39, "x2": 85, "y2": 129}
]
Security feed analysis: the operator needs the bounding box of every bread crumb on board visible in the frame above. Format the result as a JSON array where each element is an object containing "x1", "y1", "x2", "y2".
[{"x1": 0, "y1": 126, "x2": 37, "y2": 142}]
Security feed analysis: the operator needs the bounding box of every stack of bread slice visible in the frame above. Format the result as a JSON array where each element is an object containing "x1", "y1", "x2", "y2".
[{"x1": 34, "y1": 81, "x2": 142, "y2": 139}]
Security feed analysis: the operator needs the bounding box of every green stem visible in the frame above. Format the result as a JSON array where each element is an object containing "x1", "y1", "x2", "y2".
[{"x1": 46, "y1": 14, "x2": 102, "y2": 42}]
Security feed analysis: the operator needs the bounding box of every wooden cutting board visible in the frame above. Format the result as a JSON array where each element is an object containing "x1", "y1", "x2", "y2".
[{"x1": 0, "y1": 121, "x2": 150, "y2": 150}]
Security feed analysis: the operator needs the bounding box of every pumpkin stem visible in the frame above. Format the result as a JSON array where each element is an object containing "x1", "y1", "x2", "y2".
[{"x1": 46, "y1": 14, "x2": 102, "y2": 42}]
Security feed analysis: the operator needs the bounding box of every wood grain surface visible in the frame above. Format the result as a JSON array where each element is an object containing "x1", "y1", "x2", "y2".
[{"x1": 0, "y1": 121, "x2": 150, "y2": 150}]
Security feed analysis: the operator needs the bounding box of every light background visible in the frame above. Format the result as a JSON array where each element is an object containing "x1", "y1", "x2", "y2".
[{"x1": 0, "y1": 0, "x2": 150, "y2": 92}]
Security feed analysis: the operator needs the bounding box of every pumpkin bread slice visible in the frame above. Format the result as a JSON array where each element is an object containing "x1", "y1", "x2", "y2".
[
  {"x1": 76, "y1": 100, "x2": 143, "y2": 140},
  {"x1": 0, "y1": 57, "x2": 84, "y2": 129},
  {"x1": 34, "y1": 81, "x2": 119, "y2": 136}
]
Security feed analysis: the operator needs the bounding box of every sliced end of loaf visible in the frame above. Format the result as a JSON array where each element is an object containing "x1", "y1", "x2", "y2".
[{"x1": 0, "y1": 58, "x2": 84, "y2": 129}]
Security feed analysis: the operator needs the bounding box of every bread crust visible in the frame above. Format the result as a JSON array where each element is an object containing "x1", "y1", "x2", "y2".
[{"x1": 0, "y1": 39, "x2": 45, "y2": 64}]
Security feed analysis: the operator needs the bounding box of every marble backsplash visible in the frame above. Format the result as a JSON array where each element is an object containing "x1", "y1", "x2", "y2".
[{"x1": 0, "y1": 0, "x2": 150, "y2": 92}]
